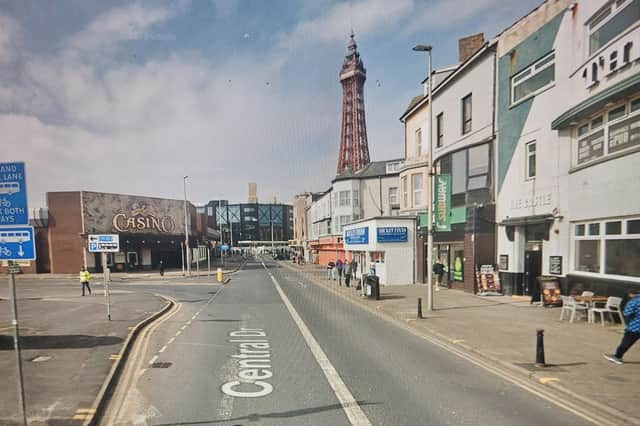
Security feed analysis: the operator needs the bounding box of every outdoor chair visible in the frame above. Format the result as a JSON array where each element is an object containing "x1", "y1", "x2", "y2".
[
  {"x1": 559, "y1": 295, "x2": 589, "y2": 323},
  {"x1": 589, "y1": 297, "x2": 625, "y2": 326}
]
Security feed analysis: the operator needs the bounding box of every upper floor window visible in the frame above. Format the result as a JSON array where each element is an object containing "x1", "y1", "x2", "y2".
[
  {"x1": 462, "y1": 94, "x2": 472, "y2": 135},
  {"x1": 389, "y1": 187, "x2": 399, "y2": 206},
  {"x1": 353, "y1": 190, "x2": 360, "y2": 208},
  {"x1": 511, "y1": 52, "x2": 555, "y2": 105},
  {"x1": 574, "y1": 97, "x2": 640, "y2": 166},
  {"x1": 525, "y1": 141, "x2": 536, "y2": 179},
  {"x1": 436, "y1": 112, "x2": 444, "y2": 147},
  {"x1": 415, "y1": 128, "x2": 422, "y2": 156},
  {"x1": 588, "y1": 0, "x2": 640, "y2": 55},
  {"x1": 467, "y1": 144, "x2": 490, "y2": 190},
  {"x1": 386, "y1": 161, "x2": 403, "y2": 173},
  {"x1": 338, "y1": 190, "x2": 351, "y2": 207},
  {"x1": 412, "y1": 173, "x2": 423, "y2": 206},
  {"x1": 402, "y1": 176, "x2": 408, "y2": 207}
]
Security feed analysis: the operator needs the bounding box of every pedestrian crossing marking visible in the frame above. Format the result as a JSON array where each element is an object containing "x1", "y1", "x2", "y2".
[
  {"x1": 72, "y1": 408, "x2": 95, "y2": 421},
  {"x1": 538, "y1": 377, "x2": 560, "y2": 384}
]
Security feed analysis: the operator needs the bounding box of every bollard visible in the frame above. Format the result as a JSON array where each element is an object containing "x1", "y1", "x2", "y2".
[
  {"x1": 418, "y1": 297, "x2": 423, "y2": 319},
  {"x1": 536, "y1": 329, "x2": 546, "y2": 367},
  {"x1": 217, "y1": 267, "x2": 223, "y2": 283}
]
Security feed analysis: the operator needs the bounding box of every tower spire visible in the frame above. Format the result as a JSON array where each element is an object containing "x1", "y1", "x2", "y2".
[{"x1": 337, "y1": 33, "x2": 370, "y2": 175}]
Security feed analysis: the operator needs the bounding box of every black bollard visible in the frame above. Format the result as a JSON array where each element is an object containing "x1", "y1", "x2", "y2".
[
  {"x1": 536, "y1": 329, "x2": 546, "y2": 367},
  {"x1": 418, "y1": 297, "x2": 423, "y2": 319}
]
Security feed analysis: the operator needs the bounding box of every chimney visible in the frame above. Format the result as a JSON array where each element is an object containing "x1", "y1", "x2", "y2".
[
  {"x1": 248, "y1": 182, "x2": 257, "y2": 203},
  {"x1": 458, "y1": 33, "x2": 484, "y2": 63}
]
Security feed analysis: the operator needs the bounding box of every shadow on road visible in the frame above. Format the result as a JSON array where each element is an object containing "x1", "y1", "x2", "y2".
[
  {"x1": 0, "y1": 334, "x2": 123, "y2": 350},
  {"x1": 153, "y1": 400, "x2": 380, "y2": 425}
]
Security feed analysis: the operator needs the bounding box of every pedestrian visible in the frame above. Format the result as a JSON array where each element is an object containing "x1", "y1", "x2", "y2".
[
  {"x1": 336, "y1": 258, "x2": 344, "y2": 286},
  {"x1": 433, "y1": 259, "x2": 445, "y2": 290},
  {"x1": 159, "y1": 260, "x2": 165, "y2": 276},
  {"x1": 351, "y1": 259, "x2": 358, "y2": 280},
  {"x1": 327, "y1": 260, "x2": 335, "y2": 280},
  {"x1": 344, "y1": 260, "x2": 352, "y2": 288},
  {"x1": 80, "y1": 266, "x2": 91, "y2": 296},
  {"x1": 605, "y1": 289, "x2": 640, "y2": 364}
]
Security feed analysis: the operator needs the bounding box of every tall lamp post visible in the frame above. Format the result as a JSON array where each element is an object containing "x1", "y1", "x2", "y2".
[
  {"x1": 413, "y1": 44, "x2": 434, "y2": 311},
  {"x1": 183, "y1": 175, "x2": 191, "y2": 276}
]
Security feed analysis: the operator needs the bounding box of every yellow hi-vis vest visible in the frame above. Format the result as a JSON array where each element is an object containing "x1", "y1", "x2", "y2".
[{"x1": 80, "y1": 270, "x2": 90, "y2": 282}]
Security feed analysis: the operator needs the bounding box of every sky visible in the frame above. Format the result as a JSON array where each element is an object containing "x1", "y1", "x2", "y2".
[{"x1": 1, "y1": 0, "x2": 542, "y2": 207}]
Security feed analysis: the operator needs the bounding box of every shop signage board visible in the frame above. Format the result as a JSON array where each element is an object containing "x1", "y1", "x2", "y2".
[
  {"x1": 499, "y1": 254, "x2": 509, "y2": 270},
  {"x1": 376, "y1": 227, "x2": 408, "y2": 243},
  {"x1": 549, "y1": 256, "x2": 562, "y2": 275},
  {"x1": 434, "y1": 174, "x2": 451, "y2": 232},
  {"x1": 345, "y1": 227, "x2": 369, "y2": 245},
  {"x1": 0, "y1": 162, "x2": 28, "y2": 226},
  {"x1": 88, "y1": 234, "x2": 120, "y2": 252},
  {"x1": 0, "y1": 226, "x2": 36, "y2": 261}
]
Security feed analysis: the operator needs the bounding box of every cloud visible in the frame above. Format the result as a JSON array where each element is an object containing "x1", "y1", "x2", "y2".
[
  {"x1": 278, "y1": 0, "x2": 414, "y2": 50},
  {"x1": 0, "y1": 14, "x2": 20, "y2": 64}
]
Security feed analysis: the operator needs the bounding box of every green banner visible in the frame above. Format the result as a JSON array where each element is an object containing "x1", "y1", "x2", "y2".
[{"x1": 434, "y1": 174, "x2": 451, "y2": 232}]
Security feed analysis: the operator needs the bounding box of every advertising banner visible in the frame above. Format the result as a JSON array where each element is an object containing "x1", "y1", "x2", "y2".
[
  {"x1": 434, "y1": 174, "x2": 451, "y2": 232},
  {"x1": 344, "y1": 227, "x2": 369, "y2": 245},
  {"x1": 376, "y1": 227, "x2": 408, "y2": 243}
]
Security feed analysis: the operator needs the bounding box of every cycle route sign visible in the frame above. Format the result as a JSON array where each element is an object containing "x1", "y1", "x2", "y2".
[{"x1": 0, "y1": 162, "x2": 36, "y2": 262}]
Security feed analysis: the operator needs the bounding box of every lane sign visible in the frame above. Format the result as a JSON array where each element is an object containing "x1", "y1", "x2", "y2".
[
  {"x1": 0, "y1": 226, "x2": 36, "y2": 261},
  {"x1": 88, "y1": 234, "x2": 120, "y2": 252},
  {"x1": 0, "y1": 162, "x2": 28, "y2": 225}
]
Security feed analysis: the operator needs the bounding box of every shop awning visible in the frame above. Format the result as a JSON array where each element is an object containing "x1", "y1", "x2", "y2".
[
  {"x1": 499, "y1": 214, "x2": 554, "y2": 226},
  {"x1": 551, "y1": 73, "x2": 640, "y2": 130}
]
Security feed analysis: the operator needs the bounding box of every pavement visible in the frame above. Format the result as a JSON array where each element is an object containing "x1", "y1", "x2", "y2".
[
  {"x1": 0, "y1": 279, "x2": 166, "y2": 425},
  {"x1": 105, "y1": 258, "x2": 589, "y2": 425},
  {"x1": 281, "y1": 261, "x2": 640, "y2": 425}
]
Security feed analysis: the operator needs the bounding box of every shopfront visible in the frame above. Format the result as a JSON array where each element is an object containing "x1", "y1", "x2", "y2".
[{"x1": 343, "y1": 217, "x2": 416, "y2": 285}]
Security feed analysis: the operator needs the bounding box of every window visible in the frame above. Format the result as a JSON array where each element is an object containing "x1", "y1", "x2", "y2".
[
  {"x1": 511, "y1": 52, "x2": 555, "y2": 104},
  {"x1": 402, "y1": 176, "x2": 408, "y2": 207},
  {"x1": 525, "y1": 141, "x2": 536, "y2": 179},
  {"x1": 339, "y1": 190, "x2": 350, "y2": 207},
  {"x1": 451, "y1": 150, "x2": 467, "y2": 194},
  {"x1": 353, "y1": 189, "x2": 359, "y2": 208},
  {"x1": 588, "y1": 0, "x2": 640, "y2": 55},
  {"x1": 386, "y1": 161, "x2": 403, "y2": 173},
  {"x1": 389, "y1": 187, "x2": 399, "y2": 205},
  {"x1": 573, "y1": 217, "x2": 640, "y2": 278},
  {"x1": 574, "y1": 97, "x2": 640, "y2": 166},
  {"x1": 436, "y1": 113, "x2": 444, "y2": 147},
  {"x1": 415, "y1": 128, "x2": 422, "y2": 156},
  {"x1": 462, "y1": 94, "x2": 472, "y2": 134},
  {"x1": 412, "y1": 173, "x2": 423, "y2": 206},
  {"x1": 467, "y1": 144, "x2": 490, "y2": 190}
]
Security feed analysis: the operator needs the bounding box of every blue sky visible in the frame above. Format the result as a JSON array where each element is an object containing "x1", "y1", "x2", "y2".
[{"x1": 1, "y1": 0, "x2": 541, "y2": 206}]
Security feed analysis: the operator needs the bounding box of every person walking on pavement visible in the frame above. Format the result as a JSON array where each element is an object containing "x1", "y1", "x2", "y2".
[
  {"x1": 336, "y1": 259, "x2": 344, "y2": 286},
  {"x1": 327, "y1": 261, "x2": 335, "y2": 280},
  {"x1": 80, "y1": 266, "x2": 91, "y2": 296},
  {"x1": 159, "y1": 260, "x2": 165, "y2": 276},
  {"x1": 344, "y1": 260, "x2": 352, "y2": 288},
  {"x1": 433, "y1": 259, "x2": 445, "y2": 291},
  {"x1": 605, "y1": 290, "x2": 640, "y2": 364}
]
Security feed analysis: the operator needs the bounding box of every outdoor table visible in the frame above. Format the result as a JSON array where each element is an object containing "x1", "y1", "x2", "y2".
[{"x1": 574, "y1": 295, "x2": 609, "y2": 323}]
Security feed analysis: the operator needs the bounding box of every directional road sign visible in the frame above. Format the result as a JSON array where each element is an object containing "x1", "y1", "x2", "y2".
[
  {"x1": 0, "y1": 226, "x2": 36, "y2": 261},
  {"x1": 88, "y1": 234, "x2": 120, "y2": 252},
  {"x1": 0, "y1": 162, "x2": 28, "y2": 226}
]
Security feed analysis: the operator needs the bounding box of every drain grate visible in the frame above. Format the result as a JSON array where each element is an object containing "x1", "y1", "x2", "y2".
[{"x1": 151, "y1": 362, "x2": 172, "y2": 368}]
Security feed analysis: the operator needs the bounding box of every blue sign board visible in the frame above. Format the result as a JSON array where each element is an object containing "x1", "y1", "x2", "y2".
[
  {"x1": 220, "y1": 244, "x2": 229, "y2": 251},
  {"x1": 344, "y1": 227, "x2": 369, "y2": 245},
  {"x1": 0, "y1": 226, "x2": 36, "y2": 260},
  {"x1": 377, "y1": 227, "x2": 408, "y2": 243},
  {"x1": 0, "y1": 162, "x2": 28, "y2": 225}
]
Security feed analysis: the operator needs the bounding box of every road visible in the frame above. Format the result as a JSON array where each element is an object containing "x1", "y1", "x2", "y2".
[{"x1": 105, "y1": 258, "x2": 588, "y2": 425}]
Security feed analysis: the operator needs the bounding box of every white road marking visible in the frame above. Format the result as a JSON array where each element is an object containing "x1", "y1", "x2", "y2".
[
  {"x1": 263, "y1": 262, "x2": 371, "y2": 426},
  {"x1": 148, "y1": 355, "x2": 158, "y2": 365},
  {"x1": 138, "y1": 368, "x2": 147, "y2": 377},
  {"x1": 159, "y1": 345, "x2": 167, "y2": 353},
  {"x1": 181, "y1": 325, "x2": 187, "y2": 330},
  {"x1": 191, "y1": 315, "x2": 197, "y2": 320},
  {"x1": 187, "y1": 320, "x2": 192, "y2": 325},
  {"x1": 167, "y1": 337, "x2": 175, "y2": 344},
  {"x1": 175, "y1": 330, "x2": 181, "y2": 337}
]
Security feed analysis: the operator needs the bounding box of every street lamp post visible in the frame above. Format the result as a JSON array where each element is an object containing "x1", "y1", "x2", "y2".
[
  {"x1": 413, "y1": 44, "x2": 434, "y2": 311},
  {"x1": 219, "y1": 199, "x2": 224, "y2": 266},
  {"x1": 183, "y1": 176, "x2": 191, "y2": 276}
]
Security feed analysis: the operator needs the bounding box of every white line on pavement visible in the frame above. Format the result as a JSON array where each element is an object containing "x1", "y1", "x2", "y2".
[
  {"x1": 148, "y1": 355, "x2": 158, "y2": 365},
  {"x1": 187, "y1": 320, "x2": 192, "y2": 325},
  {"x1": 181, "y1": 325, "x2": 187, "y2": 330},
  {"x1": 168, "y1": 337, "x2": 175, "y2": 344},
  {"x1": 138, "y1": 368, "x2": 147, "y2": 377},
  {"x1": 175, "y1": 330, "x2": 181, "y2": 337},
  {"x1": 159, "y1": 345, "x2": 167, "y2": 353},
  {"x1": 263, "y1": 262, "x2": 371, "y2": 426}
]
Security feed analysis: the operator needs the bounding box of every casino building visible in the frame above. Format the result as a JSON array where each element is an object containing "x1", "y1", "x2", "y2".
[{"x1": 14, "y1": 191, "x2": 212, "y2": 274}]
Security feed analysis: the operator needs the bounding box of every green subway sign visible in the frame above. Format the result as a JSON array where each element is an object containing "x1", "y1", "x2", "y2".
[{"x1": 434, "y1": 174, "x2": 451, "y2": 232}]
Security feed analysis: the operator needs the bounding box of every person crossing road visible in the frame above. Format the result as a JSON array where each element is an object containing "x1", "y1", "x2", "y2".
[{"x1": 80, "y1": 266, "x2": 91, "y2": 296}]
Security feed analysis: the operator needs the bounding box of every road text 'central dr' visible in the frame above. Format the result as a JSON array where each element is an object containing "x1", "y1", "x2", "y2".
[{"x1": 221, "y1": 328, "x2": 273, "y2": 398}]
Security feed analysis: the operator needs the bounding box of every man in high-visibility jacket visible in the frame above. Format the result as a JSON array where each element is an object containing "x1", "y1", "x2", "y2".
[{"x1": 80, "y1": 266, "x2": 91, "y2": 296}]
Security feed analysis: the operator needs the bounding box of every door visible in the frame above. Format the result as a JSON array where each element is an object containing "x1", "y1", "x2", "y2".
[{"x1": 525, "y1": 250, "x2": 542, "y2": 299}]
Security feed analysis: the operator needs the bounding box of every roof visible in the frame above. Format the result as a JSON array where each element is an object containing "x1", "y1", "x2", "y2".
[
  {"x1": 402, "y1": 94, "x2": 426, "y2": 117},
  {"x1": 333, "y1": 159, "x2": 403, "y2": 182}
]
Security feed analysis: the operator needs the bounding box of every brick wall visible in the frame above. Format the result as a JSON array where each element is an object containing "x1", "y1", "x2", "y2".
[
  {"x1": 47, "y1": 192, "x2": 84, "y2": 273},
  {"x1": 459, "y1": 33, "x2": 484, "y2": 63}
]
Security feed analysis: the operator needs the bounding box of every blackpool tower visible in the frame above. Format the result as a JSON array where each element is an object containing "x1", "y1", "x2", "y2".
[{"x1": 337, "y1": 33, "x2": 370, "y2": 175}]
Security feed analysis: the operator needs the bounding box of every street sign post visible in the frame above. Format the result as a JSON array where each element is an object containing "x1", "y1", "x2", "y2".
[
  {"x1": 87, "y1": 234, "x2": 119, "y2": 321},
  {"x1": 0, "y1": 162, "x2": 30, "y2": 426}
]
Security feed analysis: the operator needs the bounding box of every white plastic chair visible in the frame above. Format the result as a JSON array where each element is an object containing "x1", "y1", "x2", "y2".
[
  {"x1": 560, "y1": 296, "x2": 589, "y2": 322},
  {"x1": 590, "y1": 297, "x2": 625, "y2": 326}
]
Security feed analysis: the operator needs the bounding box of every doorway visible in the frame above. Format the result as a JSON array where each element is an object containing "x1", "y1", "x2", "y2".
[{"x1": 524, "y1": 243, "x2": 542, "y2": 299}]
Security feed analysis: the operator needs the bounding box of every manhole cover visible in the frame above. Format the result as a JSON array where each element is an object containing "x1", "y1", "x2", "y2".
[
  {"x1": 31, "y1": 355, "x2": 52, "y2": 363},
  {"x1": 151, "y1": 362, "x2": 172, "y2": 368}
]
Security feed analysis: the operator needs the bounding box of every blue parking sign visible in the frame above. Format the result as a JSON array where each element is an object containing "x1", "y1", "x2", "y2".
[{"x1": 0, "y1": 162, "x2": 28, "y2": 225}]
